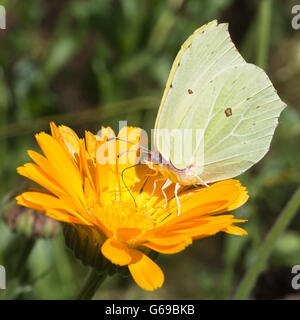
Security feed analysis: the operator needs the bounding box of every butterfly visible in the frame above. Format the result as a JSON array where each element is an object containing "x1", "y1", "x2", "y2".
[
  {"x1": 105, "y1": 20, "x2": 286, "y2": 214},
  {"x1": 142, "y1": 20, "x2": 286, "y2": 211}
]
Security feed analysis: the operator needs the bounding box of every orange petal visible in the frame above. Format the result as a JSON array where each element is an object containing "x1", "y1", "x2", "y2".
[
  {"x1": 128, "y1": 249, "x2": 164, "y2": 291},
  {"x1": 16, "y1": 195, "x2": 85, "y2": 225},
  {"x1": 159, "y1": 179, "x2": 248, "y2": 226},
  {"x1": 101, "y1": 239, "x2": 132, "y2": 266},
  {"x1": 18, "y1": 191, "x2": 91, "y2": 225},
  {"x1": 17, "y1": 163, "x2": 66, "y2": 197},
  {"x1": 116, "y1": 228, "x2": 142, "y2": 242},
  {"x1": 78, "y1": 139, "x2": 94, "y2": 186},
  {"x1": 145, "y1": 239, "x2": 192, "y2": 254},
  {"x1": 85, "y1": 130, "x2": 97, "y2": 158},
  {"x1": 97, "y1": 126, "x2": 116, "y2": 142},
  {"x1": 117, "y1": 127, "x2": 145, "y2": 167},
  {"x1": 222, "y1": 224, "x2": 248, "y2": 236},
  {"x1": 35, "y1": 132, "x2": 86, "y2": 206},
  {"x1": 83, "y1": 177, "x2": 97, "y2": 207},
  {"x1": 50, "y1": 122, "x2": 80, "y2": 158},
  {"x1": 189, "y1": 216, "x2": 247, "y2": 239},
  {"x1": 16, "y1": 194, "x2": 45, "y2": 213},
  {"x1": 45, "y1": 209, "x2": 87, "y2": 225}
]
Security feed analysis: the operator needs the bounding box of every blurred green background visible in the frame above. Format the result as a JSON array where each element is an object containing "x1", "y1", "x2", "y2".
[{"x1": 1, "y1": 0, "x2": 300, "y2": 299}]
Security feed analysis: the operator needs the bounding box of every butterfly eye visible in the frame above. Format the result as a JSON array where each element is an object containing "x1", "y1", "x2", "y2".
[
  {"x1": 158, "y1": 153, "x2": 163, "y2": 164},
  {"x1": 151, "y1": 152, "x2": 163, "y2": 164}
]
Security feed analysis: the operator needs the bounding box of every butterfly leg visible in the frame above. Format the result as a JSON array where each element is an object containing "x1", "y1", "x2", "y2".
[
  {"x1": 174, "y1": 182, "x2": 181, "y2": 216},
  {"x1": 197, "y1": 176, "x2": 209, "y2": 187},
  {"x1": 148, "y1": 176, "x2": 169, "y2": 199},
  {"x1": 161, "y1": 179, "x2": 172, "y2": 208},
  {"x1": 147, "y1": 180, "x2": 157, "y2": 200},
  {"x1": 146, "y1": 168, "x2": 163, "y2": 199},
  {"x1": 146, "y1": 167, "x2": 159, "y2": 177}
]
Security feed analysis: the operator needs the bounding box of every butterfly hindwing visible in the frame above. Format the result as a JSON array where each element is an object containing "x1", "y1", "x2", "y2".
[{"x1": 154, "y1": 20, "x2": 245, "y2": 167}]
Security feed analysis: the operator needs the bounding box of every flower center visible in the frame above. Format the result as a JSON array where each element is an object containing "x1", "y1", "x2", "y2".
[{"x1": 99, "y1": 201, "x2": 155, "y2": 232}]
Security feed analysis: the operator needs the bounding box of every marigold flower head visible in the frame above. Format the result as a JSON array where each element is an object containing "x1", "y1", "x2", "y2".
[{"x1": 16, "y1": 122, "x2": 249, "y2": 291}]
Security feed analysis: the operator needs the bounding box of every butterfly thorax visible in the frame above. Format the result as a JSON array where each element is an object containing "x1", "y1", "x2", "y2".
[{"x1": 145, "y1": 151, "x2": 205, "y2": 186}]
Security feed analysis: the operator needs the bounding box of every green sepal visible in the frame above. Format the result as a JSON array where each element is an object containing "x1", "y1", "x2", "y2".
[{"x1": 63, "y1": 223, "x2": 116, "y2": 276}]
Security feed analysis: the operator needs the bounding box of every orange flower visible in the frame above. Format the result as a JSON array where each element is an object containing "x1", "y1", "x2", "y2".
[{"x1": 16, "y1": 122, "x2": 249, "y2": 291}]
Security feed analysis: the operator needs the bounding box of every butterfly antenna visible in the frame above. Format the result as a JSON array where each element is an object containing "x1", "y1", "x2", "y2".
[
  {"x1": 107, "y1": 137, "x2": 150, "y2": 153},
  {"x1": 121, "y1": 163, "x2": 142, "y2": 208},
  {"x1": 174, "y1": 182, "x2": 181, "y2": 216}
]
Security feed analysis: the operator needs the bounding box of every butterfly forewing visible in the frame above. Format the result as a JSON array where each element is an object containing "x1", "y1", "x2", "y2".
[{"x1": 154, "y1": 20, "x2": 286, "y2": 183}]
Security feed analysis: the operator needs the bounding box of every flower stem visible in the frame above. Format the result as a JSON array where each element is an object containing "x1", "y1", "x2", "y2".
[
  {"x1": 0, "y1": 236, "x2": 36, "y2": 299},
  {"x1": 76, "y1": 269, "x2": 107, "y2": 300},
  {"x1": 234, "y1": 186, "x2": 300, "y2": 300},
  {"x1": 256, "y1": 0, "x2": 272, "y2": 69},
  {"x1": 13, "y1": 237, "x2": 36, "y2": 277}
]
